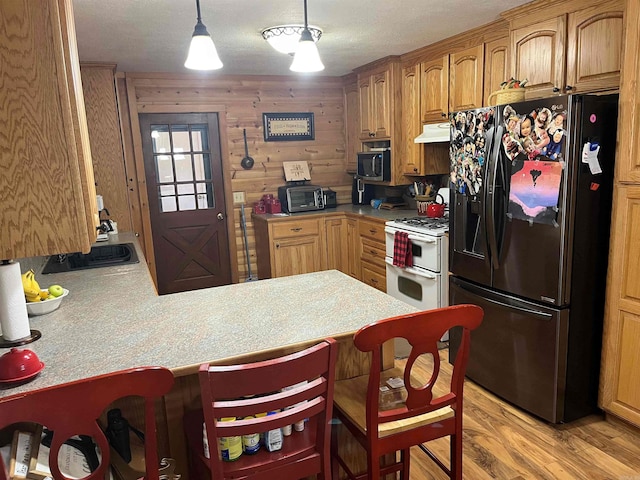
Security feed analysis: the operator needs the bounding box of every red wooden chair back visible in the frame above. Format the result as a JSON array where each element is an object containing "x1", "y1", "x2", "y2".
[
  {"x1": 332, "y1": 304, "x2": 483, "y2": 480},
  {"x1": 0, "y1": 366, "x2": 174, "y2": 480},
  {"x1": 184, "y1": 338, "x2": 337, "y2": 480}
]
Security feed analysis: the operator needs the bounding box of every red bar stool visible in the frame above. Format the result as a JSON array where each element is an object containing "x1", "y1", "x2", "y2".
[{"x1": 331, "y1": 305, "x2": 483, "y2": 480}]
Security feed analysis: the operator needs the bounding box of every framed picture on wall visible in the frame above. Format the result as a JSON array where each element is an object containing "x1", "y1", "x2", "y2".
[{"x1": 263, "y1": 112, "x2": 314, "y2": 141}]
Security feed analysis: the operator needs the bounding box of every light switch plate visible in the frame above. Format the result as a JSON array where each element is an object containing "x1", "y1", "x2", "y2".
[{"x1": 233, "y1": 192, "x2": 245, "y2": 204}]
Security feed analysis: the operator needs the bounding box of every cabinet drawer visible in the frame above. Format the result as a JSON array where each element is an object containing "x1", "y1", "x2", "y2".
[
  {"x1": 360, "y1": 237, "x2": 386, "y2": 268},
  {"x1": 271, "y1": 219, "x2": 321, "y2": 239},
  {"x1": 359, "y1": 219, "x2": 386, "y2": 242},
  {"x1": 361, "y1": 260, "x2": 386, "y2": 293}
]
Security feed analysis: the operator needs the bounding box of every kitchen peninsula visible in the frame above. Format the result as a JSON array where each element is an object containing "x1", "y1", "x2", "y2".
[{"x1": 2, "y1": 235, "x2": 417, "y2": 477}]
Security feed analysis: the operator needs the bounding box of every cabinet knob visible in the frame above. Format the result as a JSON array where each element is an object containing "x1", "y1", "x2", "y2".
[
  {"x1": 553, "y1": 87, "x2": 561, "y2": 93},
  {"x1": 291, "y1": 227, "x2": 302, "y2": 232},
  {"x1": 276, "y1": 243, "x2": 280, "y2": 249},
  {"x1": 441, "y1": 113, "x2": 447, "y2": 117},
  {"x1": 413, "y1": 168, "x2": 418, "y2": 173},
  {"x1": 369, "y1": 132, "x2": 375, "y2": 137},
  {"x1": 564, "y1": 85, "x2": 574, "y2": 92}
]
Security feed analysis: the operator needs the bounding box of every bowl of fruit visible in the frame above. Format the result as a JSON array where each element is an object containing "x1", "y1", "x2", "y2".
[{"x1": 22, "y1": 270, "x2": 68, "y2": 316}]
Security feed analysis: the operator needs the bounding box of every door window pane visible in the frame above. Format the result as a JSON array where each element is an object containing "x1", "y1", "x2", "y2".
[
  {"x1": 160, "y1": 185, "x2": 175, "y2": 196},
  {"x1": 151, "y1": 126, "x2": 170, "y2": 153},
  {"x1": 177, "y1": 184, "x2": 194, "y2": 195},
  {"x1": 156, "y1": 155, "x2": 174, "y2": 183},
  {"x1": 171, "y1": 126, "x2": 191, "y2": 153},
  {"x1": 178, "y1": 195, "x2": 197, "y2": 211},
  {"x1": 194, "y1": 154, "x2": 212, "y2": 181},
  {"x1": 174, "y1": 154, "x2": 193, "y2": 182},
  {"x1": 191, "y1": 125, "x2": 208, "y2": 151},
  {"x1": 161, "y1": 196, "x2": 177, "y2": 212}
]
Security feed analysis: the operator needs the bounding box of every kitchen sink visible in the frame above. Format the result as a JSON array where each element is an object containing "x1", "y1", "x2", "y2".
[{"x1": 42, "y1": 243, "x2": 139, "y2": 274}]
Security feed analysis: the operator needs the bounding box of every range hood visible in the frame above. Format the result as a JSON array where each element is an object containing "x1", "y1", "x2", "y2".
[{"x1": 414, "y1": 122, "x2": 450, "y2": 143}]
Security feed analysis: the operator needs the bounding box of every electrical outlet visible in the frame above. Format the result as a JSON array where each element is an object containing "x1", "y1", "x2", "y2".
[{"x1": 233, "y1": 192, "x2": 245, "y2": 204}]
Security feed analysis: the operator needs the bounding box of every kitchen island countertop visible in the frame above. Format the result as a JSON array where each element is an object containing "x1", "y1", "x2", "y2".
[{"x1": 1, "y1": 233, "x2": 417, "y2": 398}]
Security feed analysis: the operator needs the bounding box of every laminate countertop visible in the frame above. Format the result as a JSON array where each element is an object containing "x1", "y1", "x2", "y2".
[{"x1": 0, "y1": 233, "x2": 417, "y2": 399}]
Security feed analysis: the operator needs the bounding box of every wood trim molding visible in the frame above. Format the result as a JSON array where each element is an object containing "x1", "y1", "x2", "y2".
[{"x1": 137, "y1": 104, "x2": 228, "y2": 113}]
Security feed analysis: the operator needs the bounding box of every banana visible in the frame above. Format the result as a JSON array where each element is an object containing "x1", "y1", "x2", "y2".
[
  {"x1": 22, "y1": 270, "x2": 43, "y2": 301},
  {"x1": 39, "y1": 290, "x2": 49, "y2": 300}
]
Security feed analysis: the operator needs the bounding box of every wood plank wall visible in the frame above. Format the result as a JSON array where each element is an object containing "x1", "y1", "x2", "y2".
[
  {"x1": 124, "y1": 74, "x2": 352, "y2": 280},
  {"x1": 80, "y1": 63, "x2": 132, "y2": 233}
]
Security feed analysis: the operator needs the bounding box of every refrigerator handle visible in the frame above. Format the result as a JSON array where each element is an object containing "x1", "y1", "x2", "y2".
[
  {"x1": 485, "y1": 125, "x2": 502, "y2": 270},
  {"x1": 457, "y1": 281, "x2": 553, "y2": 319}
]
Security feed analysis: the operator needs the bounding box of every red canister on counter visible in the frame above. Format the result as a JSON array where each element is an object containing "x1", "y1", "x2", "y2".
[{"x1": 253, "y1": 201, "x2": 266, "y2": 214}]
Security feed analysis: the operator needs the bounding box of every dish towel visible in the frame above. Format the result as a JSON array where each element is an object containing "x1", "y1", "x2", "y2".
[{"x1": 393, "y1": 231, "x2": 413, "y2": 268}]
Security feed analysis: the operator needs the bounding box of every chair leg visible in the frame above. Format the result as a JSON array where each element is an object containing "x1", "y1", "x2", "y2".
[
  {"x1": 331, "y1": 419, "x2": 340, "y2": 480},
  {"x1": 451, "y1": 432, "x2": 462, "y2": 480},
  {"x1": 401, "y1": 448, "x2": 410, "y2": 479}
]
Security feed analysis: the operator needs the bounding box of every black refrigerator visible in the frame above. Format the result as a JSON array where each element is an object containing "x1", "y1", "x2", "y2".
[{"x1": 447, "y1": 94, "x2": 619, "y2": 423}]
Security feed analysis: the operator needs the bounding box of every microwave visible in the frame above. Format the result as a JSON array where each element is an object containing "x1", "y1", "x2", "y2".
[
  {"x1": 357, "y1": 150, "x2": 391, "y2": 182},
  {"x1": 277, "y1": 185, "x2": 325, "y2": 213}
]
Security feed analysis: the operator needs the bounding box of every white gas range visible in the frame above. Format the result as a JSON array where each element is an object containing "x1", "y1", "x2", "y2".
[{"x1": 384, "y1": 215, "x2": 449, "y2": 355}]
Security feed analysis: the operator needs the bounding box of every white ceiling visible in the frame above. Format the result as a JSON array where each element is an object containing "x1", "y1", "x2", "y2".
[{"x1": 73, "y1": 0, "x2": 531, "y2": 77}]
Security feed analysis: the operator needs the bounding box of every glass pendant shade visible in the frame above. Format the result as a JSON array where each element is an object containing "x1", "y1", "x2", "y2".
[
  {"x1": 290, "y1": 28, "x2": 324, "y2": 72},
  {"x1": 184, "y1": 1, "x2": 222, "y2": 71}
]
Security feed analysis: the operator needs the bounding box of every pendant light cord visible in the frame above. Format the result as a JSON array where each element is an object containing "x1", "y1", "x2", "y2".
[
  {"x1": 303, "y1": 0, "x2": 309, "y2": 29},
  {"x1": 195, "y1": 0, "x2": 202, "y2": 22}
]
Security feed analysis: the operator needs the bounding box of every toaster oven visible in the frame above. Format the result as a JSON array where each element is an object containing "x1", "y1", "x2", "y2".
[{"x1": 277, "y1": 185, "x2": 324, "y2": 213}]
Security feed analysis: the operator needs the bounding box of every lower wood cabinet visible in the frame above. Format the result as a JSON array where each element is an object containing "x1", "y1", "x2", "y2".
[
  {"x1": 358, "y1": 218, "x2": 387, "y2": 293},
  {"x1": 253, "y1": 216, "x2": 326, "y2": 279},
  {"x1": 253, "y1": 213, "x2": 386, "y2": 291}
]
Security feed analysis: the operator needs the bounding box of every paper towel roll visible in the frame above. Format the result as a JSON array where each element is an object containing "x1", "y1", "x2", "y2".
[{"x1": 0, "y1": 262, "x2": 31, "y2": 341}]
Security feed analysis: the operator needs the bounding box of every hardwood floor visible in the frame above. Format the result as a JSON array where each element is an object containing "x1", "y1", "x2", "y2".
[{"x1": 403, "y1": 349, "x2": 640, "y2": 480}]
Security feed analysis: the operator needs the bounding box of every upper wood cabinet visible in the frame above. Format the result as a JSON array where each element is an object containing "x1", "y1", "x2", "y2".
[
  {"x1": 449, "y1": 45, "x2": 485, "y2": 113},
  {"x1": 510, "y1": 16, "x2": 567, "y2": 99},
  {"x1": 401, "y1": 64, "x2": 423, "y2": 175},
  {"x1": 420, "y1": 55, "x2": 450, "y2": 123},
  {"x1": 344, "y1": 78, "x2": 360, "y2": 173},
  {"x1": 358, "y1": 64, "x2": 393, "y2": 139},
  {"x1": 0, "y1": 0, "x2": 97, "y2": 259},
  {"x1": 508, "y1": 0, "x2": 624, "y2": 99},
  {"x1": 483, "y1": 37, "x2": 510, "y2": 106},
  {"x1": 565, "y1": 1, "x2": 624, "y2": 94}
]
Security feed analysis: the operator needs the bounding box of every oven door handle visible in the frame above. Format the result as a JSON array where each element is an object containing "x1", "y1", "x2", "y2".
[
  {"x1": 384, "y1": 258, "x2": 437, "y2": 279},
  {"x1": 384, "y1": 227, "x2": 437, "y2": 244},
  {"x1": 407, "y1": 234, "x2": 437, "y2": 244}
]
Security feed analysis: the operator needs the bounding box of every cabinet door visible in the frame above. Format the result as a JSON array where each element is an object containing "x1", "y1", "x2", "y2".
[
  {"x1": 483, "y1": 37, "x2": 510, "y2": 106},
  {"x1": 358, "y1": 76, "x2": 372, "y2": 138},
  {"x1": 511, "y1": 16, "x2": 567, "y2": 100},
  {"x1": 420, "y1": 55, "x2": 450, "y2": 123},
  {"x1": 346, "y1": 218, "x2": 359, "y2": 279},
  {"x1": 449, "y1": 45, "x2": 484, "y2": 112},
  {"x1": 361, "y1": 260, "x2": 386, "y2": 293},
  {"x1": 0, "y1": 0, "x2": 96, "y2": 259},
  {"x1": 401, "y1": 64, "x2": 423, "y2": 175},
  {"x1": 344, "y1": 80, "x2": 360, "y2": 173},
  {"x1": 325, "y1": 217, "x2": 346, "y2": 272},
  {"x1": 600, "y1": 185, "x2": 640, "y2": 427},
  {"x1": 565, "y1": 1, "x2": 624, "y2": 94},
  {"x1": 272, "y1": 235, "x2": 324, "y2": 278},
  {"x1": 371, "y1": 70, "x2": 391, "y2": 138}
]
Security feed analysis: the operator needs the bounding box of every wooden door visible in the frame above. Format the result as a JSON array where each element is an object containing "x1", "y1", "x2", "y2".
[
  {"x1": 346, "y1": 218, "x2": 359, "y2": 279},
  {"x1": 449, "y1": 45, "x2": 484, "y2": 112},
  {"x1": 511, "y1": 16, "x2": 567, "y2": 99},
  {"x1": 565, "y1": 1, "x2": 624, "y2": 94},
  {"x1": 344, "y1": 79, "x2": 360, "y2": 173},
  {"x1": 401, "y1": 64, "x2": 423, "y2": 175},
  {"x1": 272, "y1": 235, "x2": 324, "y2": 278},
  {"x1": 420, "y1": 55, "x2": 449, "y2": 123},
  {"x1": 325, "y1": 217, "x2": 346, "y2": 273},
  {"x1": 483, "y1": 37, "x2": 510, "y2": 106},
  {"x1": 371, "y1": 69, "x2": 391, "y2": 138},
  {"x1": 139, "y1": 113, "x2": 231, "y2": 295},
  {"x1": 358, "y1": 75, "x2": 372, "y2": 138}
]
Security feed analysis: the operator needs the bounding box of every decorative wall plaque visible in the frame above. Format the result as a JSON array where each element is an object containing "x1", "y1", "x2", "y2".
[{"x1": 263, "y1": 112, "x2": 314, "y2": 141}]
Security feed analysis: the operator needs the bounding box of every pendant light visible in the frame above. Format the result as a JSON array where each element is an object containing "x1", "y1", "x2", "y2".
[
  {"x1": 290, "y1": 0, "x2": 324, "y2": 73},
  {"x1": 184, "y1": 0, "x2": 223, "y2": 70}
]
